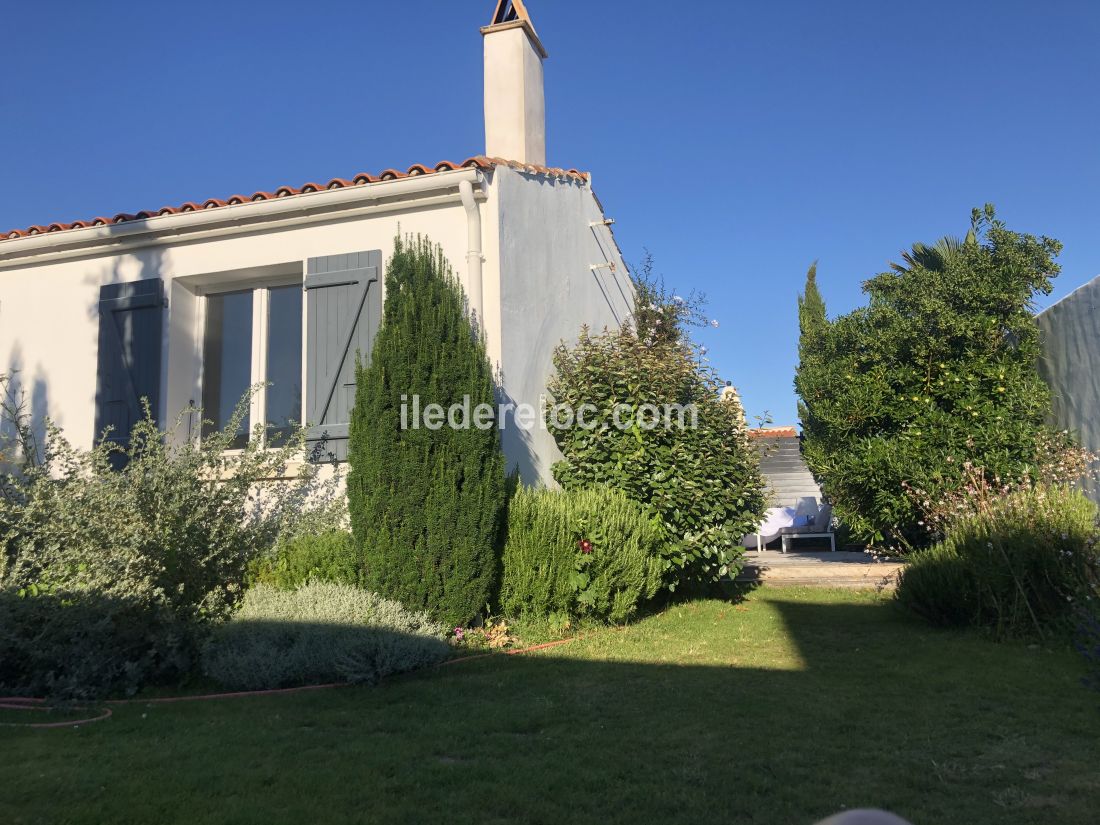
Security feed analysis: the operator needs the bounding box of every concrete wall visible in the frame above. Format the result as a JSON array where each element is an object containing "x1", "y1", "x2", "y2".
[
  {"x1": 1037, "y1": 274, "x2": 1100, "y2": 503},
  {"x1": 494, "y1": 166, "x2": 634, "y2": 485}
]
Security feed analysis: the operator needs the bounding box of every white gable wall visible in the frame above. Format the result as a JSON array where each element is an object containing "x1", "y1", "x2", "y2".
[{"x1": 494, "y1": 166, "x2": 634, "y2": 485}]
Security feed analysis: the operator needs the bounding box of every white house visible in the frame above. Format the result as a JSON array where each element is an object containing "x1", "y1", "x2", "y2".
[{"x1": 0, "y1": 1, "x2": 633, "y2": 485}]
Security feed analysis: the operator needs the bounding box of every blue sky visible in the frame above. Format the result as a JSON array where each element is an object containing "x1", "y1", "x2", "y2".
[{"x1": 2, "y1": 1, "x2": 1098, "y2": 425}]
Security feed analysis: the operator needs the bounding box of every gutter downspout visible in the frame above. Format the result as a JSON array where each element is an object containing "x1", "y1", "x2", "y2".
[{"x1": 458, "y1": 179, "x2": 484, "y2": 325}]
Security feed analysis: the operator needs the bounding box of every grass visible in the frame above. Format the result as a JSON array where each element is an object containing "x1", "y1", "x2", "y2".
[{"x1": 2, "y1": 586, "x2": 1098, "y2": 825}]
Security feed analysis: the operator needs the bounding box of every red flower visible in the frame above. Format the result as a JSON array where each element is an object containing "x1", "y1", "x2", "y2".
[{"x1": 578, "y1": 539, "x2": 593, "y2": 555}]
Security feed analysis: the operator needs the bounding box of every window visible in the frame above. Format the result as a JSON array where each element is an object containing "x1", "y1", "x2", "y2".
[
  {"x1": 264, "y1": 285, "x2": 304, "y2": 443},
  {"x1": 201, "y1": 282, "x2": 303, "y2": 448},
  {"x1": 202, "y1": 290, "x2": 253, "y2": 448}
]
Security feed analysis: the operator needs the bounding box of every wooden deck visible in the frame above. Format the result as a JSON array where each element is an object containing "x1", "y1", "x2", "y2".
[{"x1": 736, "y1": 550, "x2": 904, "y2": 590}]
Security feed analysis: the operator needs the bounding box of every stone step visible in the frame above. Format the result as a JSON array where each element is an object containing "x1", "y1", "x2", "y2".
[{"x1": 735, "y1": 551, "x2": 904, "y2": 591}]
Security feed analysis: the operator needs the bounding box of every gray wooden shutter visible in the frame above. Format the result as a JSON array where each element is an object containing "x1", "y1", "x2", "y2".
[
  {"x1": 305, "y1": 250, "x2": 382, "y2": 461},
  {"x1": 94, "y1": 279, "x2": 164, "y2": 450}
]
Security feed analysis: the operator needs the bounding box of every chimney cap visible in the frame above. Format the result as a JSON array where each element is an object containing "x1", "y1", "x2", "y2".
[{"x1": 481, "y1": 0, "x2": 548, "y2": 59}]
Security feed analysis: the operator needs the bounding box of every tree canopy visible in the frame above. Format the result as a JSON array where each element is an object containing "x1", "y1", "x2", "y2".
[{"x1": 795, "y1": 205, "x2": 1070, "y2": 549}]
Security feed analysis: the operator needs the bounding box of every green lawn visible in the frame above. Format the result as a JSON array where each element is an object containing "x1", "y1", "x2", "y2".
[{"x1": 3, "y1": 587, "x2": 1098, "y2": 825}]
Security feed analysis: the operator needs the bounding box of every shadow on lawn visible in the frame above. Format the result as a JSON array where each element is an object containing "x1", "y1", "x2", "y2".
[
  {"x1": 4, "y1": 596, "x2": 1097, "y2": 825},
  {"x1": 383, "y1": 596, "x2": 1094, "y2": 825},
  {"x1": 0, "y1": 589, "x2": 449, "y2": 701}
]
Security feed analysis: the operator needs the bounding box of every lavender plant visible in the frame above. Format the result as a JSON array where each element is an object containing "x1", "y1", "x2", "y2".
[{"x1": 202, "y1": 581, "x2": 448, "y2": 689}]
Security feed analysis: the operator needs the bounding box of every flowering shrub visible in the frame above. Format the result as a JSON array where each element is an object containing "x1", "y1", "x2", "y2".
[
  {"x1": 897, "y1": 485, "x2": 1100, "y2": 638},
  {"x1": 449, "y1": 620, "x2": 517, "y2": 651},
  {"x1": 202, "y1": 582, "x2": 448, "y2": 689},
  {"x1": 629, "y1": 252, "x2": 714, "y2": 348},
  {"x1": 906, "y1": 440, "x2": 1097, "y2": 542},
  {"x1": 500, "y1": 486, "x2": 665, "y2": 624}
]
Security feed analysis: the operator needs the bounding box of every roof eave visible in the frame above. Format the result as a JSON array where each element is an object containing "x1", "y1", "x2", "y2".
[{"x1": 0, "y1": 168, "x2": 485, "y2": 270}]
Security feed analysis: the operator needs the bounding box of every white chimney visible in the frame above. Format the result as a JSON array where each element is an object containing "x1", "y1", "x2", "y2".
[{"x1": 481, "y1": 0, "x2": 547, "y2": 166}]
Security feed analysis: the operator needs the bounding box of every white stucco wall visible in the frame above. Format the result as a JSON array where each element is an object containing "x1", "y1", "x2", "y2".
[
  {"x1": 493, "y1": 166, "x2": 634, "y2": 485},
  {"x1": 1037, "y1": 274, "x2": 1100, "y2": 504},
  {"x1": 0, "y1": 166, "x2": 631, "y2": 486},
  {"x1": 0, "y1": 184, "x2": 477, "y2": 452}
]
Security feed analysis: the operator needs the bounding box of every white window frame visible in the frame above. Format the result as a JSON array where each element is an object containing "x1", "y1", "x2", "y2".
[{"x1": 198, "y1": 274, "x2": 305, "y2": 450}]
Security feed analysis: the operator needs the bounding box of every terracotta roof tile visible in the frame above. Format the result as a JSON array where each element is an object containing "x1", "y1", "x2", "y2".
[
  {"x1": 1, "y1": 156, "x2": 590, "y2": 243},
  {"x1": 747, "y1": 426, "x2": 799, "y2": 439}
]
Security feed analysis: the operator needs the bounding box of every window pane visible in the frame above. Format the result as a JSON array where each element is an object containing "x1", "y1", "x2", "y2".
[
  {"x1": 202, "y1": 290, "x2": 253, "y2": 448},
  {"x1": 265, "y1": 285, "x2": 303, "y2": 443}
]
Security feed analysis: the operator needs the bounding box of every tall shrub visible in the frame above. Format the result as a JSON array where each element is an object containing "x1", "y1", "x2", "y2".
[
  {"x1": 348, "y1": 236, "x2": 506, "y2": 627},
  {"x1": 547, "y1": 266, "x2": 766, "y2": 589},
  {"x1": 795, "y1": 205, "x2": 1074, "y2": 549},
  {"x1": 500, "y1": 486, "x2": 665, "y2": 624}
]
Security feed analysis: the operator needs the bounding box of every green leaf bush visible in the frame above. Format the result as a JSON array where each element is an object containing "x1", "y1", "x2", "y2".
[
  {"x1": 547, "y1": 327, "x2": 765, "y2": 589},
  {"x1": 348, "y1": 236, "x2": 506, "y2": 627},
  {"x1": 897, "y1": 485, "x2": 1100, "y2": 638},
  {"x1": 500, "y1": 485, "x2": 665, "y2": 624},
  {"x1": 249, "y1": 530, "x2": 359, "y2": 590},
  {"x1": 0, "y1": 383, "x2": 343, "y2": 698},
  {"x1": 0, "y1": 589, "x2": 188, "y2": 700},
  {"x1": 202, "y1": 582, "x2": 449, "y2": 690},
  {"x1": 796, "y1": 206, "x2": 1078, "y2": 550}
]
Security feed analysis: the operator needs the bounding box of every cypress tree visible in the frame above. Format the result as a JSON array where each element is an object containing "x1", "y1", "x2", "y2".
[
  {"x1": 795, "y1": 261, "x2": 829, "y2": 425},
  {"x1": 347, "y1": 235, "x2": 505, "y2": 627},
  {"x1": 796, "y1": 261, "x2": 828, "y2": 344}
]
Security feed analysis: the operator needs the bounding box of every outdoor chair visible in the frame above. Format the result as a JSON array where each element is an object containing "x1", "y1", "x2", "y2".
[
  {"x1": 750, "y1": 498, "x2": 837, "y2": 552},
  {"x1": 777, "y1": 501, "x2": 835, "y2": 552}
]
